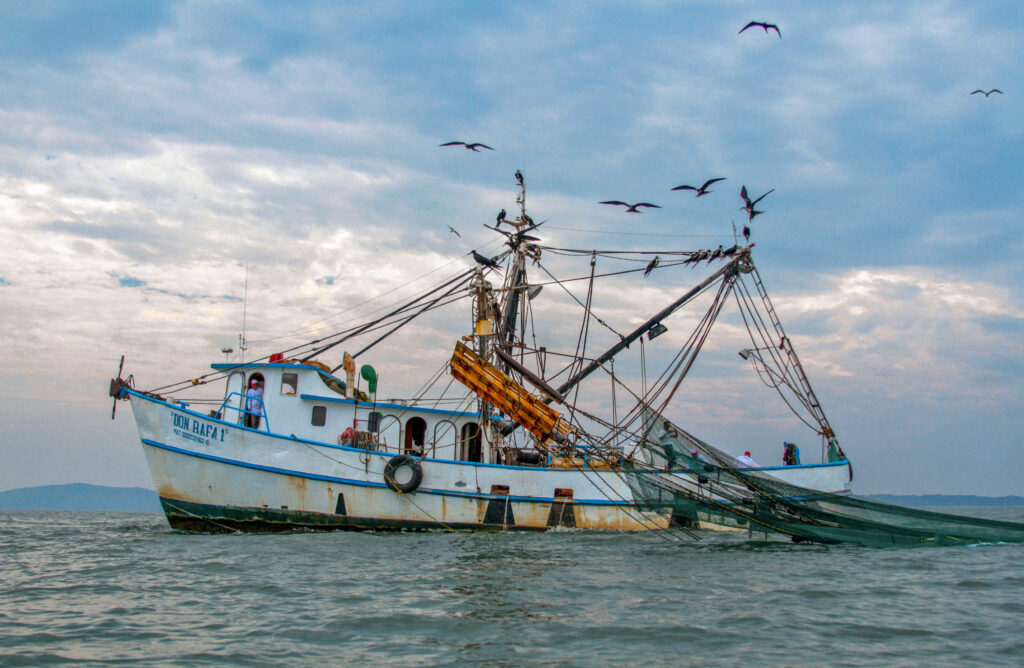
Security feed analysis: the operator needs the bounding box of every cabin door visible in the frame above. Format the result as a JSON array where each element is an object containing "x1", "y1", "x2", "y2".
[{"x1": 460, "y1": 423, "x2": 482, "y2": 463}]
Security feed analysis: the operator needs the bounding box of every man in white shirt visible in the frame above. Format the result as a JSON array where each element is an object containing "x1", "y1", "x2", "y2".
[
  {"x1": 733, "y1": 450, "x2": 759, "y2": 468},
  {"x1": 655, "y1": 420, "x2": 679, "y2": 469},
  {"x1": 245, "y1": 378, "x2": 264, "y2": 429}
]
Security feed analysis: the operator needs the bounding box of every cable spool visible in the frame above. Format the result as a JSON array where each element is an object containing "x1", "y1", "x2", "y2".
[{"x1": 383, "y1": 455, "x2": 423, "y2": 494}]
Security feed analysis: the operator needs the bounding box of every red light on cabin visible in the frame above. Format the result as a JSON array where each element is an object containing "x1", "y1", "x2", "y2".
[{"x1": 269, "y1": 353, "x2": 284, "y2": 362}]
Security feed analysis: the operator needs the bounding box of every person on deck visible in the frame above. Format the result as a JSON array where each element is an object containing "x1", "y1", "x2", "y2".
[
  {"x1": 245, "y1": 378, "x2": 264, "y2": 429},
  {"x1": 656, "y1": 420, "x2": 679, "y2": 469},
  {"x1": 690, "y1": 449, "x2": 711, "y2": 464},
  {"x1": 733, "y1": 451, "x2": 759, "y2": 468},
  {"x1": 783, "y1": 441, "x2": 800, "y2": 466}
]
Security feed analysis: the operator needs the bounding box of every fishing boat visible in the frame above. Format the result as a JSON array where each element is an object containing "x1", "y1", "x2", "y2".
[{"x1": 111, "y1": 177, "x2": 856, "y2": 534}]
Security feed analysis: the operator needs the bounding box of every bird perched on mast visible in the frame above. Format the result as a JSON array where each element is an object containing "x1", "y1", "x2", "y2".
[
  {"x1": 471, "y1": 250, "x2": 501, "y2": 269},
  {"x1": 643, "y1": 256, "x2": 660, "y2": 277},
  {"x1": 496, "y1": 209, "x2": 507, "y2": 226},
  {"x1": 672, "y1": 177, "x2": 726, "y2": 197},
  {"x1": 515, "y1": 170, "x2": 524, "y2": 186},
  {"x1": 600, "y1": 200, "x2": 661, "y2": 214}
]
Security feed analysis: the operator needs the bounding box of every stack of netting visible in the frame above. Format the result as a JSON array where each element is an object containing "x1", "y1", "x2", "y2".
[{"x1": 625, "y1": 417, "x2": 1024, "y2": 547}]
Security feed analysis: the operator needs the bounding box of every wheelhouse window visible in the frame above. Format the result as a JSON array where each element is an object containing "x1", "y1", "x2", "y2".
[
  {"x1": 281, "y1": 373, "x2": 298, "y2": 396},
  {"x1": 311, "y1": 405, "x2": 327, "y2": 427}
]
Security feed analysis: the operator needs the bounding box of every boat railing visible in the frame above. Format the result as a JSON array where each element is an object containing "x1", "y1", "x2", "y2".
[{"x1": 215, "y1": 392, "x2": 270, "y2": 432}]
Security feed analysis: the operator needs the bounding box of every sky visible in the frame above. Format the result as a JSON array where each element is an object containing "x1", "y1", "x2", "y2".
[{"x1": 1, "y1": 1, "x2": 1021, "y2": 496}]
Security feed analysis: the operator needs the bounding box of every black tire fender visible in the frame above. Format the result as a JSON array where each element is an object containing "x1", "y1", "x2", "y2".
[{"x1": 384, "y1": 454, "x2": 423, "y2": 493}]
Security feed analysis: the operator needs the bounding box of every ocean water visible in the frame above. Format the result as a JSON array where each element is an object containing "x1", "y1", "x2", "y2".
[{"x1": 2, "y1": 510, "x2": 1023, "y2": 667}]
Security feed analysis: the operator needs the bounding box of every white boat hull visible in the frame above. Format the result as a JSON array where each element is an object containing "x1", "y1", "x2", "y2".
[{"x1": 127, "y1": 390, "x2": 852, "y2": 532}]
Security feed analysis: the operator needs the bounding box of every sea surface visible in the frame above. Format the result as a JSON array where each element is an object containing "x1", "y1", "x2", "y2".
[{"x1": 2, "y1": 509, "x2": 1023, "y2": 667}]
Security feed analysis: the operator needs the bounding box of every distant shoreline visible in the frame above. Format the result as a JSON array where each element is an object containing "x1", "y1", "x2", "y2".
[
  {"x1": 0, "y1": 483, "x2": 162, "y2": 511},
  {"x1": 1, "y1": 483, "x2": 1022, "y2": 512}
]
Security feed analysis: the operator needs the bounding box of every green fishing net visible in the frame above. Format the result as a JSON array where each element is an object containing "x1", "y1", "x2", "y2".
[{"x1": 626, "y1": 419, "x2": 1024, "y2": 547}]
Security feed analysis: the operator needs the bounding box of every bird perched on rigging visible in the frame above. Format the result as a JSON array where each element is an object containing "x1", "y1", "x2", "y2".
[
  {"x1": 515, "y1": 170, "x2": 524, "y2": 186},
  {"x1": 643, "y1": 256, "x2": 660, "y2": 277},
  {"x1": 739, "y1": 21, "x2": 781, "y2": 37},
  {"x1": 740, "y1": 186, "x2": 774, "y2": 222},
  {"x1": 672, "y1": 177, "x2": 726, "y2": 197},
  {"x1": 742, "y1": 225, "x2": 751, "y2": 242},
  {"x1": 471, "y1": 250, "x2": 501, "y2": 269},
  {"x1": 447, "y1": 225, "x2": 461, "y2": 238},
  {"x1": 496, "y1": 209, "x2": 507, "y2": 226},
  {"x1": 440, "y1": 141, "x2": 494, "y2": 152},
  {"x1": 971, "y1": 89, "x2": 1003, "y2": 97},
  {"x1": 685, "y1": 249, "x2": 710, "y2": 264},
  {"x1": 600, "y1": 200, "x2": 661, "y2": 213}
]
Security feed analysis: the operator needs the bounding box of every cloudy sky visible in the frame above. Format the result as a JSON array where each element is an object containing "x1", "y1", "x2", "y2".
[{"x1": 1, "y1": 1, "x2": 1021, "y2": 496}]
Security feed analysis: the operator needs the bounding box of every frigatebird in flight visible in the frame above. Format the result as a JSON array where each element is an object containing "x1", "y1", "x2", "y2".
[
  {"x1": 600, "y1": 201, "x2": 662, "y2": 213},
  {"x1": 643, "y1": 256, "x2": 660, "y2": 277},
  {"x1": 440, "y1": 141, "x2": 495, "y2": 152},
  {"x1": 739, "y1": 21, "x2": 781, "y2": 38},
  {"x1": 447, "y1": 225, "x2": 461, "y2": 238},
  {"x1": 971, "y1": 89, "x2": 1003, "y2": 97},
  {"x1": 672, "y1": 177, "x2": 726, "y2": 197},
  {"x1": 740, "y1": 186, "x2": 774, "y2": 221}
]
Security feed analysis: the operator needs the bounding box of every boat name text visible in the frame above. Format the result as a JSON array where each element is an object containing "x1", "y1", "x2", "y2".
[{"x1": 172, "y1": 412, "x2": 227, "y2": 446}]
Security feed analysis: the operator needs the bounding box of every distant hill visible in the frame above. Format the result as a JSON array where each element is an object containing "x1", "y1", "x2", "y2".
[
  {"x1": 868, "y1": 494, "x2": 1024, "y2": 507},
  {"x1": 0, "y1": 483, "x2": 161, "y2": 511}
]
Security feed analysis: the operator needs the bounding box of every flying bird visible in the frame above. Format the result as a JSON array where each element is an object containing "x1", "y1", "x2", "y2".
[
  {"x1": 739, "y1": 21, "x2": 781, "y2": 38},
  {"x1": 643, "y1": 256, "x2": 660, "y2": 277},
  {"x1": 971, "y1": 89, "x2": 1003, "y2": 97},
  {"x1": 672, "y1": 177, "x2": 726, "y2": 197},
  {"x1": 447, "y1": 225, "x2": 461, "y2": 238},
  {"x1": 471, "y1": 250, "x2": 501, "y2": 269},
  {"x1": 740, "y1": 186, "x2": 774, "y2": 221},
  {"x1": 440, "y1": 141, "x2": 495, "y2": 152},
  {"x1": 600, "y1": 200, "x2": 662, "y2": 213},
  {"x1": 496, "y1": 209, "x2": 507, "y2": 226}
]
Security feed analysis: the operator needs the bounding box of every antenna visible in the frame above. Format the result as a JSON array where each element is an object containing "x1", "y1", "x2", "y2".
[{"x1": 239, "y1": 264, "x2": 249, "y2": 362}]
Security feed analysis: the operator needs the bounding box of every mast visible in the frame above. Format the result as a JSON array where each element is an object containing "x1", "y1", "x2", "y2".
[
  {"x1": 239, "y1": 263, "x2": 249, "y2": 363},
  {"x1": 494, "y1": 171, "x2": 532, "y2": 368}
]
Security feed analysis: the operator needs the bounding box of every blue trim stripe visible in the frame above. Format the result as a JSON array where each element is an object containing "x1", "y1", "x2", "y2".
[
  {"x1": 140, "y1": 438, "x2": 630, "y2": 507},
  {"x1": 749, "y1": 460, "x2": 850, "y2": 471}
]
